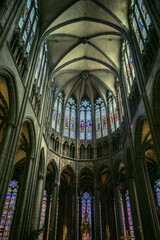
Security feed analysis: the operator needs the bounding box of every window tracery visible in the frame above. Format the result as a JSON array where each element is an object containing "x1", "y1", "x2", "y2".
[
  {"x1": 122, "y1": 41, "x2": 136, "y2": 97},
  {"x1": 51, "y1": 93, "x2": 63, "y2": 133},
  {"x1": 80, "y1": 100, "x2": 92, "y2": 140},
  {"x1": 95, "y1": 97, "x2": 108, "y2": 139},
  {"x1": 131, "y1": 0, "x2": 152, "y2": 53},
  {"x1": 63, "y1": 98, "x2": 76, "y2": 139},
  {"x1": 38, "y1": 190, "x2": 48, "y2": 240},
  {"x1": 108, "y1": 93, "x2": 120, "y2": 133},
  {"x1": 10, "y1": 0, "x2": 38, "y2": 76},
  {"x1": 31, "y1": 42, "x2": 48, "y2": 116}
]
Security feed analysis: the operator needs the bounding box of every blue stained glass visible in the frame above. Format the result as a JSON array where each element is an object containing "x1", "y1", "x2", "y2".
[
  {"x1": 0, "y1": 180, "x2": 19, "y2": 240},
  {"x1": 29, "y1": 19, "x2": 37, "y2": 45},
  {"x1": 138, "y1": 0, "x2": 151, "y2": 30},
  {"x1": 125, "y1": 190, "x2": 135, "y2": 239},
  {"x1": 18, "y1": 0, "x2": 32, "y2": 30},
  {"x1": 81, "y1": 192, "x2": 92, "y2": 227},
  {"x1": 132, "y1": 16, "x2": 144, "y2": 53},
  {"x1": 155, "y1": 179, "x2": 160, "y2": 207},
  {"x1": 80, "y1": 109, "x2": 85, "y2": 140},
  {"x1": 38, "y1": 190, "x2": 48, "y2": 240},
  {"x1": 86, "y1": 110, "x2": 92, "y2": 140},
  {"x1": 120, "y1": 193, "x2": 127, "y2": 237}
]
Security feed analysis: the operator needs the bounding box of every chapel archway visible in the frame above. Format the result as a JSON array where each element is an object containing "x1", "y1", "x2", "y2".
[
  {"x1": 57, "y1": 166, "x2": 75, "y2": 240},
  {"x1": 135, "y1": 118, "x2": 160, "y2": 239}
]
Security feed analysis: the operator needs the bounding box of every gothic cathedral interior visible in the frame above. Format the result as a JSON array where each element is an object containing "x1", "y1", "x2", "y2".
[{"x1": 0, "y1": 0, "x2": 160, "y2": 239}]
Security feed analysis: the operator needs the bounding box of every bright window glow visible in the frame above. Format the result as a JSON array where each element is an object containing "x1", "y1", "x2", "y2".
[
  {"x1": 80, "y1": 100, "x2": 92, "y2": 140},
  {"x1": 0, "y1": 180, "x2": 19, "y2": 240},
  {"x1": 38, "y1": 190, "x2": 48, "y2": 240},
  {"x1": 63, "y1": 98, "x2": 76, "y2": 139}
]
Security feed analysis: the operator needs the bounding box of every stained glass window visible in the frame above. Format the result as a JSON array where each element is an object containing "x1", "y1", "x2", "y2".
[
  {"x1": 113, "y1": 98, "x2": 120, "y2": 129},
  {"x1": 120, "y1": 193, "x2": 127, "y2": 238},
  {"x1": 122, "y1": 41, "x2": 136, "y2": 97},
  {"x1": 155, "y1": 179, "x2": 160, "y2": 207},
  {"x1": 46, "y1": 195, "x2": 52, "y2": 240},
  {"x1": 131, "y1": 0, "x2": 152, "y2": 53},
  {"x1": 95, "y1": 97, "x2": 107, "y2": 139},
  {"x1": 80, "y1": 100, "x2": 92, "y2": 140},
  {"x1": 117, "y1": 85, "x2": 124, "y2": 122},
  {"x1": 63, "y1": 98, "x2": 76, "y2": 139},
  {"x1": 81, "y1": 192, "x2": 92, "y2": 227},
  {"x1": 0, "y1": 180, "x2": 19, "y2": 240},
  {"x1": 38, "y1": 190, "x2": 48, "y2": 240},
  {"x1": 18, "y1": 0, "x2": 38, "y2": 55},
  {"x1": 51, "y1": 93, "x2": 63, "y2": 133},
  {"x1": 125, "y1": 190, "x2": 135, "y2": 239},
  {"x1": 34, "y1": 42, "x2": 48, "y2": 95}
]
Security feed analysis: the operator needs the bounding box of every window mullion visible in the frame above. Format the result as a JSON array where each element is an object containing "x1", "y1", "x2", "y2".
[
  {"x1": 21, "y1": 1, "x2": 33, "y2": 35},
  {"x1": 37, "y1": 45, "x2": 45, "y2": 85},
  {"x1": 25, "y1": 12, "x2": 36, "y2": 51}
]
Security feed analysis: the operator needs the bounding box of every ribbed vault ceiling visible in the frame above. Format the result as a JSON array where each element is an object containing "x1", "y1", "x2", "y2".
[{"x1": 39, "y1": 0, "x2": 129, "y2": 104}]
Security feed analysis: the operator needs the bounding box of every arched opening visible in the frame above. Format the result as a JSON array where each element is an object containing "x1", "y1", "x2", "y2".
[
  {"x1": 97, "y1": 143, "x2": 102, "y2": 158},
  {"x1": 98, "y1": 166, "x2": 116, "y2": 240},
  {"x1": 38, "y1": 161, "x2": 57, "y2": 240},
  {"x1": 80, "y1": 144, "x2": 86, "y2": 159},
  {"x1": 70, "y1": 143, "x2": 75, "y2": 158},
  {"x1": 79, "y1": 168, "x2": 94, "y2": 240},
  {"x1": 57, "y1": 166, "x2": 75, "y2": 240},
  {"x1": 63, "y1": 141, "x2": 69, "y2": 157},
  {"x1": 0, "y1": 120, "x2": 35, "y2": 239},
  {"x1": 135, "y1": 118, "x2": 160, "y2": 238},
  {"x1": 117, "y1": 162, "x2": 135, "y2": 239},
  {"x1": 87, "y1": 144, "x2": 93, "y2": 159}
]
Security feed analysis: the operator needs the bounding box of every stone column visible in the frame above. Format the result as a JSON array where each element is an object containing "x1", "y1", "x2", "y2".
[
  {"x1": 49, "y1": 181, "x2": 59, "y2": 240},
  {"x1": 31, "y1": 174, "x2": 45, "y2": 231}
]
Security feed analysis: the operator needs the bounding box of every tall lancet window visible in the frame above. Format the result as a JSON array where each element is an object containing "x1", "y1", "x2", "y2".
[
  {"x1": 125, "y1": 190, "x2": 135, "y2": 239},
  {"x1": 117, "y1": 84, "x2": 124, "y2": 122},
  {"x1": 80, "y1": 100, "x2": 92, "y2": 140},
  {"x1": 18, "y1": 0, "x2": 38, "y2": 54},
  {"x1": 51, "y1": 93, "x2": 63, "y2": 133},
  {"x1": 108, "y1": 93, "x2": 120, "y2": 133},
  {"x1": 81, "y1": 192, "x2": 92, "y2": 230},
  {"x1": 34, "y1": 42, "x2": 48, "y2": 95},
  {"x1": 122, "y1": 41, "x2": 136, "y2": 97},
  {"x1": 155, "y1": 179, "x2": 160, "y2": 207},
  {"x1": 131, "y1": 0, "x2": 152, "y2": 53},
  {"x1": 63, "y1": 98, "x2": 76, "y2": 139},
  {"x1": 0, "y1": 180, "x2": 19, "y2": 240},
  {"x1": 95, "y1": 97, "x2": 107, "y2": 139},
  {"x1": 38, "y1": 190, "x2": 48, "y2": 240}
]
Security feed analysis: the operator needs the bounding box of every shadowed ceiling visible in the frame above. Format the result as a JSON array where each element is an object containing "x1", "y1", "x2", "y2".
[{"x1": 39, "y1": 0, "x2": 129, "y2": 104}]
